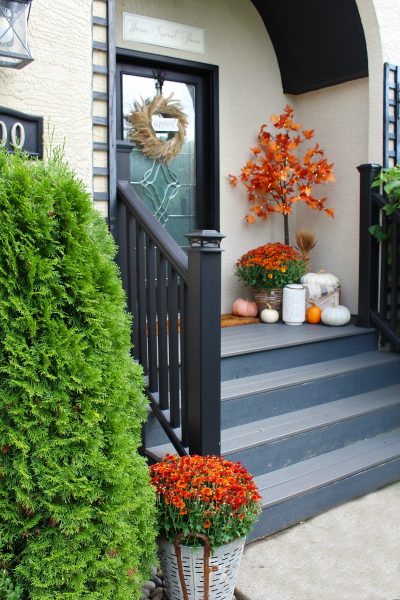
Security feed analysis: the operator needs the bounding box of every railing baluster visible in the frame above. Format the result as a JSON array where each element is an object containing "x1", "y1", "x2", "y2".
[
  {"x1": 146, "y1": 237, "x2": 158, "y2": 393},
  {"x1": 136, "y1": 223, "x2": 148, "y2": 372},
  {"x1": 179, "y1": 281, "x2": 189, "y2": 448},
  {"x1": 168, "y1": 265, "x2": 180, "y2": 428},
  {"x1": 126, "y1": 214, "x2": 139, "y2": 358},
  {"x1": 116, "y1": 202, "x2": 128, "y2": 297},
  {"x1": 379, "y1": 211, "x2": 389, "y2": 324},
  {"x1": 390, "y1": 222, "x2": 399, "y2": 334},
  {"x1": 156, "y1": 251, "x2": 169, "y2": 410}
]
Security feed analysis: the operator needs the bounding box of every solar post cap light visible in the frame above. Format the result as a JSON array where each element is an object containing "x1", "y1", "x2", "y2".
[{"x1": 0, "y1": 0, "x2": 32, "y2": 69}]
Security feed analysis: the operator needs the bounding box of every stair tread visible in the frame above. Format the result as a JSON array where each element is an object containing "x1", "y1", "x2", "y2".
[
  {"x1": 221, "y1": 384, "x2": 400, "y2": 452},
  {"x1": 255, "y1": 430, "x2": 400, "y2": 507},
  {"x1": 221, "y1": 351, "x2": 400, "y2": 400},
  {"x1": 147, "y1": 385, "x2": 400, "y2": 459},
  {"x1": 221, "y1": 322, "x2": 374, "y2": 357}
]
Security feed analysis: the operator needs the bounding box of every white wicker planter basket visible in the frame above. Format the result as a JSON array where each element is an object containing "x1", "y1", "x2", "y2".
[{"x1": 158, "y1": 535, "x2": 245, "y2": 600}]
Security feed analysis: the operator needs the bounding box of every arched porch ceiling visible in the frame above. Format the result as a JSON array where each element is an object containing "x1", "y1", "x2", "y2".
[{"x1": 251, "y1": 0, "x2": 368, "y2": 95}]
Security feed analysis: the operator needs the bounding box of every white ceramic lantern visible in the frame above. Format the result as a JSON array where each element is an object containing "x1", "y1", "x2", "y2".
[{"x1": 282, "y1": 284, "x2": 306, "y2": 326}]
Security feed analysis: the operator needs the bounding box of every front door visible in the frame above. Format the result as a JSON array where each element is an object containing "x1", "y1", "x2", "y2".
[{"x1": 116, "y1": 52, "x2": 219, "y2": 246}]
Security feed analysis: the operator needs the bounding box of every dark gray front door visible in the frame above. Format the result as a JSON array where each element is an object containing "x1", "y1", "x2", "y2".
[{"x1": 117, "y1": 53, "x2": 219, "y2": 246}]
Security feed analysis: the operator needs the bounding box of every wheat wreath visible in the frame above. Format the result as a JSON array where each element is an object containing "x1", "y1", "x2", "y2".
[{"x1": 128, "y1": 94, "x2": 188, "y2": 163}]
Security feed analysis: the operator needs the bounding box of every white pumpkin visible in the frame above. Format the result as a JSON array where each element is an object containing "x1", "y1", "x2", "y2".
[
  {"x1": 301, "y1": 271, "x2": 339, "y2": 287},
  {"x1": 321, "y1": 305, "x2": 351, "y2": 326},
  {"x1": 260, "y1": 304, "x2": 279, "y2": 323}
]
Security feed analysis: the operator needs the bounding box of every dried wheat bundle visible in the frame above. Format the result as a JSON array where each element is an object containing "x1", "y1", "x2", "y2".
[
  {"x1": 295, "y1": 228, "x2": 317, "y2": 266},
  {"x1": 128, "y1": 94, "x2": 188, "y2": 163}
]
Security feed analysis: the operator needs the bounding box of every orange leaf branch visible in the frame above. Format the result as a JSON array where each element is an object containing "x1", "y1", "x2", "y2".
[{"x1": 229, "y1": 105, "x2": 335, "y2": 244}]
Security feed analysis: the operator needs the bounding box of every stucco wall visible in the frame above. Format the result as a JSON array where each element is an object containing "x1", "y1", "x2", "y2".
[
  {"x1": 116, "y1": 0, "x2": 392, "y2": 315},
  {"x1": 116, "y1": 0, "x2": 288, "y2": 312},
  {"x1": 356, "y1": 0, "x2": 383, "y2": 165},
  {"x1": 0, "y1": 0, "x2": 93, "y2": 189},
  {"x1": 294, "y1": 79, "x2": 369, "y2": 313}
]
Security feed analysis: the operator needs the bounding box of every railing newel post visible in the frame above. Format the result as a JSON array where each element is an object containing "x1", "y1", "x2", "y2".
[
  {"x1": 185, "y1": 230, "x2": 224, "y2": 456},
  {"x1": 356, "y1": 163, "x2": 382, "y2": 328}
]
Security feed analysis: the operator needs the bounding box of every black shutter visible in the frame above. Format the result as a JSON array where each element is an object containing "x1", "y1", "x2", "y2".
[{"x1": 383, "y1": 63, "x2": 400, "y2": 167}]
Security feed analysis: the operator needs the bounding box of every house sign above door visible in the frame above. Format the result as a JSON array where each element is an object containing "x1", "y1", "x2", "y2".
[
  {"x1": 123, "y1": 13, "x2": 204, "y2": 55},
  {"x1": 0, "y1": 106, "x2": 43, "y2": 157}
]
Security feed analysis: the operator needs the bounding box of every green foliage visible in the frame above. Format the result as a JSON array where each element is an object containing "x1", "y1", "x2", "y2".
[
  {"x1": 235, "y1": 258, "x2": 307, "y2": 289},
  {"x1": 369, "y1": 165, "x2": 400, "y2": 240},
  {"x1": 235, "y1": 242, "x2": 307, "y2": 290},
  {"x1": 0, "y1": 150, "x2": 156, "y2": 599},
  {"x1": 0, "y1": 571, "x2": 23, "y2": 600}
]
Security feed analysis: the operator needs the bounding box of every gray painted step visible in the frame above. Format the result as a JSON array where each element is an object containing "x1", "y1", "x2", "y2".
[
  {"x1": 221, "y1": 324, "x2": 377, "y2": 380},
  {"x1": 146, "y1": 350, "x2": 400, "y2": 447},
  {"x1": 222, "y1": 385, "x2": 400, "y2": 475},
  {"x1": 221, "y1": 351, "x2": 400, "y2": 427},
  {"x1": 146, "y1": 385, "x2": 400, "y2": 464},
  {"x1": 249, "y1": 430, "x2": 400, "y2": 540}
]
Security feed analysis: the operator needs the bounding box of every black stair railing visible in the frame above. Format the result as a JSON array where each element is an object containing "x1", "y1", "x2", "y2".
[
  {"x1": 115, "y1": 143, "x2": 223, "y2": 456},
  {"x1": 357, "y1": 164, "x2": 400, "y2": 350}
]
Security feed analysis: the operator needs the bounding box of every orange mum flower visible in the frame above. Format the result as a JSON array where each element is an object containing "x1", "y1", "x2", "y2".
[{"x1": 149, "y1": 455, "x2": 261, "y2": 548}]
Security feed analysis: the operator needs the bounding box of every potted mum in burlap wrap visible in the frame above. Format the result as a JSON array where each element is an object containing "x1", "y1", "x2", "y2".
[
  {"x1": 150, "y1": 455, "x2": 261, "y2": 600},
  {"x1": 235, "y1": 242, "x2": 307, "y2": 313}
]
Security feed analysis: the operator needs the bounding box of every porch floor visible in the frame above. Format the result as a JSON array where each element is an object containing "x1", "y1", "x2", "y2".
[{"x1": 221, "y1": 320, "x2": 370, "y2": 357}]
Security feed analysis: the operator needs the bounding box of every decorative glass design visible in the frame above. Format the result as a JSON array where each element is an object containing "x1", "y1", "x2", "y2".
[{"x1": 122, "y1": 74, "x2": 196, "y2": 247}]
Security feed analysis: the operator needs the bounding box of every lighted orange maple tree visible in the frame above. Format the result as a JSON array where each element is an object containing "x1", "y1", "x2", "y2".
[{"x1": 229, "y1": 105, "x2": 335, "y2": 245}]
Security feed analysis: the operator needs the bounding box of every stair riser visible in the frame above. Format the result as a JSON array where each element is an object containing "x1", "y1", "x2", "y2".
[
  {"x1": 247, "y1": 458, "x2": 400, "y2": 541},
  {"x1": 144, "y1": 416, "x2": 170, "y2": 448},
  {"x1": 222, "y1": 362, "x2": 400, "y2": 428},
  {"x1": 221, "y1": 332, "x2": 378, "y2": 381},
  {"x1": 145, "y1": 360, "x2": 400, "y2": 446},
  {"x1": 224, "y1": 404, "x2": 400, "y2": 476}
]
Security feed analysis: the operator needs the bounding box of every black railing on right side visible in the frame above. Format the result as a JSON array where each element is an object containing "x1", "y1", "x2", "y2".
[
  {"x1": 115, "y1": 144, "x2": 223, "y2": 457},
  {"x1": 357, "y1": 164, "x2": 400, "y2": 350}
]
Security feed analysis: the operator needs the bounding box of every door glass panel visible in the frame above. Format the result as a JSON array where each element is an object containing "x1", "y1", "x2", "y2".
[{"x1": 122, "y1": 74, "x2": 196, "y2": 247}]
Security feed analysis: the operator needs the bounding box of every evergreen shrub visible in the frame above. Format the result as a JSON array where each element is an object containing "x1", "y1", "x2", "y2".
[{"x1": 0, "y1": 150, "x2": 156, "y2": 599}]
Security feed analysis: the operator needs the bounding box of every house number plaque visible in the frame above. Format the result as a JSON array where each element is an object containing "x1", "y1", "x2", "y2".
[{"x1": 0, "y1": 107, "x2": 43, "y2": 158}]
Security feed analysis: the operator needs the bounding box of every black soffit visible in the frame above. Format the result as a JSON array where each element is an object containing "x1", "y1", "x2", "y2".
[{"x1": 250, "y1": 0, "x2": 368, "y2": 95}]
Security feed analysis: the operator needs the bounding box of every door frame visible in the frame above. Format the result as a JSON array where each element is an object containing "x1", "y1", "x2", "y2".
[{"x1": 116, "y1": 48, "x2": 220, "y2": 232}]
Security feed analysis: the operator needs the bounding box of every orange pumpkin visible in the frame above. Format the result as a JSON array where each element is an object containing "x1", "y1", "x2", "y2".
[
  {"x1": 306, "y1": 304, "x2": 321, "y2": 324},
  {"x1": 232, "y1": 298, "x2": 258, "y2": 318}
]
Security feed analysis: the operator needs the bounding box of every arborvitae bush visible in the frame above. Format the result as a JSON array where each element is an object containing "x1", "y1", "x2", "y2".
[{"x1": 0, "y1": 150, "x2": 156, "y2": 599}]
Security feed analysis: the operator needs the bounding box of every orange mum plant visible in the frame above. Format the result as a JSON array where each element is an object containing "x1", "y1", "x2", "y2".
[
  {"x1": 235, "y1": 242, "x2": 307, "y2": 289},
  {"x1": 150, "y1": 454, "x2": 261, "y2": 548},
  {"x1": 229, "y1": 105, "x2": 335, "y2": 244}
]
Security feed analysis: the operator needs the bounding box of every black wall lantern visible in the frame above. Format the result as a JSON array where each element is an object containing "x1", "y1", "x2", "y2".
[{"x1": 0, "y1": 0, "x2": 33, "y2": 69}]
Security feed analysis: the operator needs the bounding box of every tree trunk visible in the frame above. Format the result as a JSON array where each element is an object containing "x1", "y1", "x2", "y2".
[{"x1": 284, "y1": 214, "x2": 289, "y2": 245}]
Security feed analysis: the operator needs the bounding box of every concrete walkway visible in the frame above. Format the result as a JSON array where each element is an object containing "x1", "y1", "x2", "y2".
[{"x1": 236, "y1": 482, "x2": 400, "y2": 600}]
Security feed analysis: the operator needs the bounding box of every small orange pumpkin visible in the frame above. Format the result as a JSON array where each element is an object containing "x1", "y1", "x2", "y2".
[
  {"x1": 306, "y1": 304, "x2": 321, "y2": 324},
  {"x1": 232, "y1": 298, "x2": 258, "y2": 318}
]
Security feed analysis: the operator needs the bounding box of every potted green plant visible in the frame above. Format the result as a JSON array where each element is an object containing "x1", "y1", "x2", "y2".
[
  {"x1": 150, "y1": 454, "x2": 261, "y2": 600},
  {"x1": 229, "y1": 105, "x2": 335, "y2": 245},
  {"x1": 235, "y1": 242, "x2": 307, "y2": 312}
]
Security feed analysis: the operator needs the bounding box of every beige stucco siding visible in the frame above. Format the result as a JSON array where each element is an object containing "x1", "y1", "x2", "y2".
[
  {"x1": 0, "y1": 0, "x2": 93, "y2": 189},
  {"x1": 117, "y1": 0, "x2": 289, "y2": 312},
  {"x1": 295, "y1": 79, "x2": 369, "y2": 313}
]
